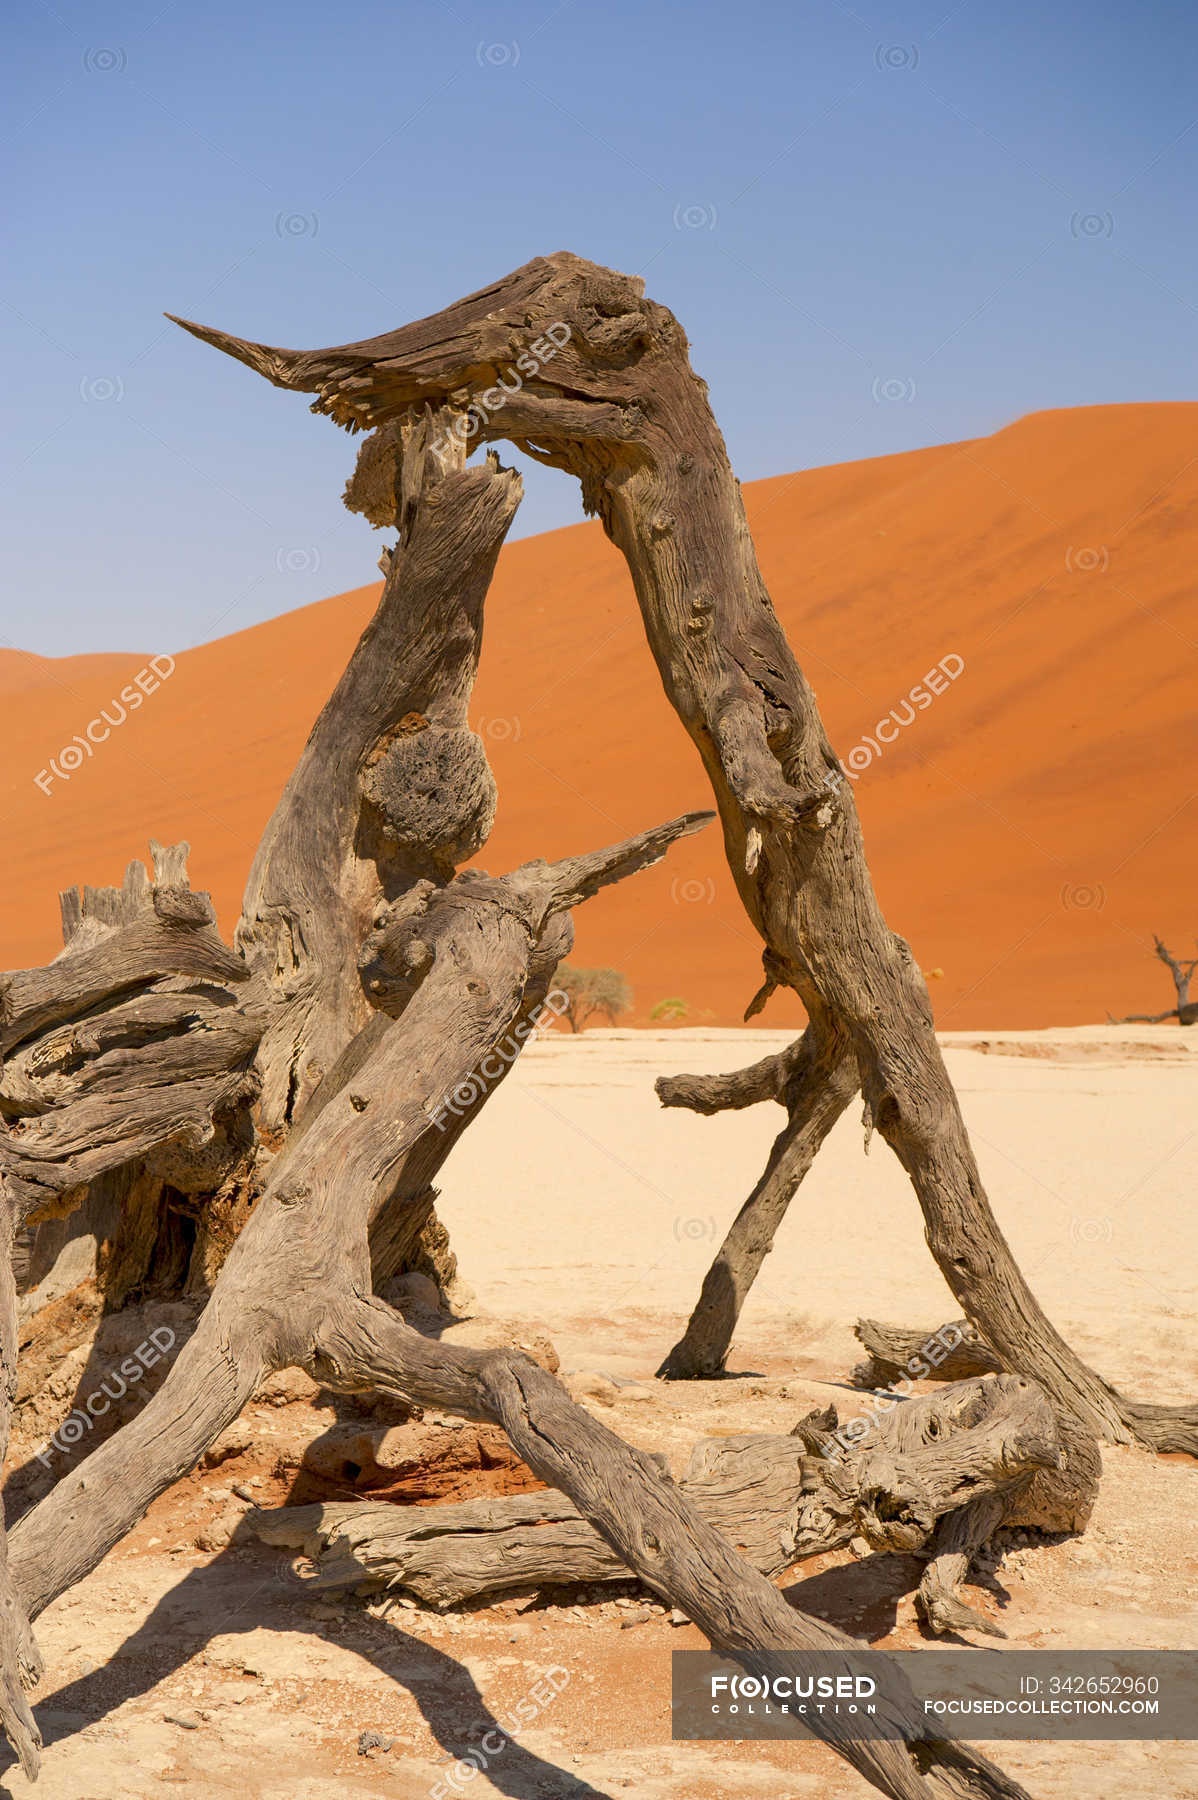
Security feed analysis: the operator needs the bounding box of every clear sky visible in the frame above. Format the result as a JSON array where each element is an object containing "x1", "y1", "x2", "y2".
[{"x1": 5, "y1": 0, "x2": 1196, "y2": 655}]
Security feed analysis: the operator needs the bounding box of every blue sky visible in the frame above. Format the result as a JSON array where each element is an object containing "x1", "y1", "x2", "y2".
[{"x1": 5, "y1": 0, "x2": 1196, "y2": 654}]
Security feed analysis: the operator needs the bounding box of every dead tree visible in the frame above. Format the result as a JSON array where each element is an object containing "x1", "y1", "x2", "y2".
[
  {"x1": 1, "y1": 254, "x2": 1189, "y2": 1794},
  {"x1": 1111, "y1": 933, "x2": 1198, "y2": 1025},
  {"x1": 0, "y1": 394, "x2": 1035, "y2": 1800},
  {"x1": 167, "y1": 254, "x2": 1193, "y2": 1460}
]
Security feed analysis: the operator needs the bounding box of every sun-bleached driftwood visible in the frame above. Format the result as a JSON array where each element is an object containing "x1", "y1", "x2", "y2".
[{"x1": 171, "y1": 252, "x2": 1195, "y2": 1463}]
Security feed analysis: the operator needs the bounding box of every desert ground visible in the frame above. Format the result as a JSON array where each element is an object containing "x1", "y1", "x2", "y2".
[
  {"x1": 6, "y1": 1024, "x2": 1195, "y2": 1800},
  {"x1": 3, "y1": 401, "x2": 1195, "y2": 1030}
]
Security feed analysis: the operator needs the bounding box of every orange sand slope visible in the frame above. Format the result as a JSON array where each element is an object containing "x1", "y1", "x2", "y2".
[{"x1": 2, "y1": 402, "x2": 1194, "y2": 1028}]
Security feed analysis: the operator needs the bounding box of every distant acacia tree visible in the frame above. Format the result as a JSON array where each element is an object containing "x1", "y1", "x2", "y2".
[
  {"x1": 555, "y1": 964, "x2": 633, "y2": 1031},
  {"x1": 1112, "y1": 934, "x2": 1197, "y2": 1026}
]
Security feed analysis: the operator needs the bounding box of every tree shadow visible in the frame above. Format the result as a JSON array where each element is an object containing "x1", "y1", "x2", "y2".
[
  {"x1": 781, "y1": 1548, "x2": 1013, "y2": 1642},
  {"x1": 1, "y1": 1536, "x2": 612, "y2": 1799},
  {"x1": 5, "y1": 1394, "x2": 620, "y2": 1797}
]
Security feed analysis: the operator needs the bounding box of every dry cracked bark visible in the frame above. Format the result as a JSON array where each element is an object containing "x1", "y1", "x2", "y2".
[{"x1": 852, "y1": 1319, "x2": 1007, "y2": 1389}]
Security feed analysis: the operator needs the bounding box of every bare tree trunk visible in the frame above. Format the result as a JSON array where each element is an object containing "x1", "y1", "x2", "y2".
[
  {"x1": 1111, "y1": 935, "x2": 1198, "y2": 1025},
  {"x1": 1153, "y1": 933, "x2": 1196, "y2": 1016},
  {"x1": 0, "y1": 1187, "x2": 42, "y2": 1780},
  {"x1": 237, "y1": 420, "x2": 518, "y2": 1133}
]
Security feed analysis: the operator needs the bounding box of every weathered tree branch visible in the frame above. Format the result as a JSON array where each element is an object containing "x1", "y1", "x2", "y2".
[
  {"x1": 2, "y1": 850, "x2": 261, "y2": 1251},
  {"x1": 655, "y1": 1031, "x2": 812, "y2": 1114},
  {"x1": 236, "y1": 425, "x2": 520, "y2": 1132},
  {"x1": 658, "y1": 1016, "x2": 859, "y2": 1377},
  {"x1": 915, "y1": 1493, "x2": 1009, "y2": 1639},
  {"x1": 307, "y1": 1307, "x2": 1028, "y2": 1798}
]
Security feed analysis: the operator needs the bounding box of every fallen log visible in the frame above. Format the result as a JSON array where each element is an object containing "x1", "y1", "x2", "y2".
[
  {"x1": 248, "y1": 1372, "x2": 1064, "y2": 1612},
  {"x1": 853, "y1": 1318, "x2": 1006, "y2": 1387}
]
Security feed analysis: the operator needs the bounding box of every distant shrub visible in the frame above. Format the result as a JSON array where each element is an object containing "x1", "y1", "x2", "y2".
[{"x1": 649, "y1": 996, "x2": 689, "y2": 1022}]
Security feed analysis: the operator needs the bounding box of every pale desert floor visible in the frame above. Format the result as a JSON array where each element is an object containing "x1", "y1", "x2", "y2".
[{"x1": 4, "y1": 1026, "x2": 1196, "y2": 1800}]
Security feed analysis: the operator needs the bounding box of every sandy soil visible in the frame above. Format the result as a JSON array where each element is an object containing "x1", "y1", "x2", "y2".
[
  {"x1": 5, "y1": 1026, "x2": 1195, "y2": 1800},
  {"x1": 3, "y1": 402, "x2": 1196, "y2": 1028}
]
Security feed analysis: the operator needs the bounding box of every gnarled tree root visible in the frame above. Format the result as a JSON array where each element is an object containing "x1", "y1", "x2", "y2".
[{"x1": 915, "y1": 1493, "x2": 1010, "y2": 1640}]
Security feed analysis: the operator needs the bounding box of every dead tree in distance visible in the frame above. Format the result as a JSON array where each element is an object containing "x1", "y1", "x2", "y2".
[{"x1": 1112, "y1": 933, "x2": 1198, "y2": 1024}]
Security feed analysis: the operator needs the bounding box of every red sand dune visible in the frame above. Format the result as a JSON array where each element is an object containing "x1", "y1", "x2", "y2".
[{"x1": 2, "y1": 402, "x2": 1194, "y2": 1029}]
